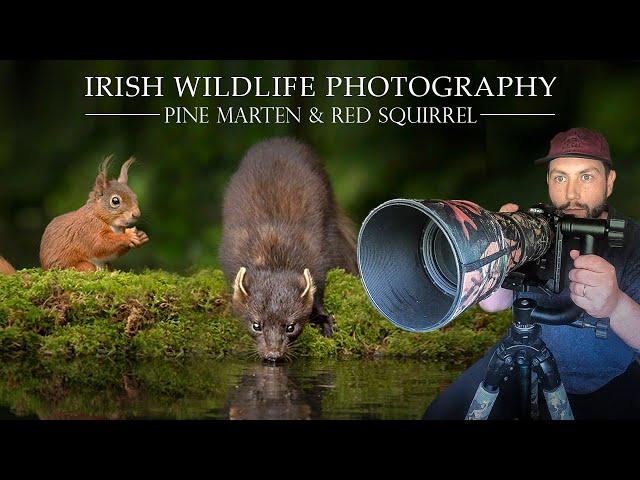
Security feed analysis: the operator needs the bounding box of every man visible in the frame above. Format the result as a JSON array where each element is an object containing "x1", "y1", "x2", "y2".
[{"x1": 424, "y1": 127, "x2": 640, "y2": 419}]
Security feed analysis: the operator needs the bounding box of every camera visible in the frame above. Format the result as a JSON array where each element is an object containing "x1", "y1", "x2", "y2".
[{"x1": 357, "y1": 199, "x2": 625, "y2": 333}]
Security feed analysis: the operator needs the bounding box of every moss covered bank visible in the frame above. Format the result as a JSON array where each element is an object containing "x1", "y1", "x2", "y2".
[{"x1": 0, "y1": 268, "x2": 511, "y2": 363}]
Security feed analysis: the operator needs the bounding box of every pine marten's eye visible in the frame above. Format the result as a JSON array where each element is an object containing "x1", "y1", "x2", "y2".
[
  {"x1": 252, "y1": 322, "x2": 262, "y2": 332},
  {"x1": 110, "y1": 195, "x2": 121, "y2": 208},
  {"x1": 286, "y1": 324, "x2": 295, "y2": 333}
]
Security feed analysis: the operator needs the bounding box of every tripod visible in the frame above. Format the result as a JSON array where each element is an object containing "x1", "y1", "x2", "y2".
[
  {"x1": 466, "y1": 296, "x2": 574, "y2": 420},
  {"x1": 465, "y1": 220, "x2": 621, "y2": 421}
]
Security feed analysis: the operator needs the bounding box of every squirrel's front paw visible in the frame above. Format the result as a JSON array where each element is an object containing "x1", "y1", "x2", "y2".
[
  {"x1": 125, "y1": 227, "x2": 143, "y2": 248},
  {"x1": 136, "y1": 230, "x2": 149, "y2": 245}
]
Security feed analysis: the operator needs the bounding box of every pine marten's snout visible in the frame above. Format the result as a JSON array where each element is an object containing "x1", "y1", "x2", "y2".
[
  {"x1": 262, "y1": 346, "x2": 287, "y2": 363},
  {"x1": 257, "y1": 325, "x2": 298, "y2": 362}
]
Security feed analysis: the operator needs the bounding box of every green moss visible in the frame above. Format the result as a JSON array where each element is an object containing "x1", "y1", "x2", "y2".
[
  {"x1": 130, "y1": 314, "x2": 253, "y2": 359},
  {"x1": 321, "y1": 268, "x2": 511, "y2": 364},
  {"x1": 41, "y1": 321, "x2": 128, "y2": 358},
  {"x1": 0, "y1": 267, "x2": 511, "y2": 361}
]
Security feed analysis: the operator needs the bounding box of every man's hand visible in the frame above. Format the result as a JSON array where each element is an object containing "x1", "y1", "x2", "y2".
[
  {"x1": 568, "y1": 249, "x2": 622, "y2": 318},
  {"x1": 499, "y1": 203, "x2": 519, "y2": 214}
]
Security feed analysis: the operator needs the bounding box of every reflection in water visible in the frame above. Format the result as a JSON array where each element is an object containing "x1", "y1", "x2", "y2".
[
  {"x1": 228, "y1": 363, "x2": 326, "y2": 420},
  {"x1": 38, "y1": 373, "x2": 141, "y2": 420},
  {"x1": 0, "y1": 405, "x2": 37, "y2": 420},
  {"x1": 0, "y1": 358, "x2": 463, "y2": 420}
]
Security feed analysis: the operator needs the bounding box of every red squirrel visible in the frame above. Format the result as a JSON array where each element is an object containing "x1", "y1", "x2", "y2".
[
  {"x1": 39, "y1": 156, "x2": 149, "y2": 271},
  {"x1": 0, "y1": 256, "x2": 15, "y2": 274}
]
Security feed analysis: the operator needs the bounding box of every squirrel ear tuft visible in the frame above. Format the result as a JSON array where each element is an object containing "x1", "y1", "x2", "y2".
[
  {"x1": 233, "y1": 267, "x2": 249, "y2": 301},
  {"x1": 93, "y1": 154, "x2": 113, "y2": 196},
  {"x1": 118, "y1": 156, "x2": 136, "y2": 184}
]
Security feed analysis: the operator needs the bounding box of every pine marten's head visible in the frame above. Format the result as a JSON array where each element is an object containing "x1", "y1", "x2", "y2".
[
  {"x1": 88, "y1": 156, "x2": 141, "y2": 230},
  {"x1": 232, "y1": 267, "x2": 316, "y2": 362}
]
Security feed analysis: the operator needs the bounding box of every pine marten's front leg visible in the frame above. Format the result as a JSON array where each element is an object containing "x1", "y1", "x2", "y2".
[{"x1": 309, "y1": 298, "x2": 335, "y2": 337}]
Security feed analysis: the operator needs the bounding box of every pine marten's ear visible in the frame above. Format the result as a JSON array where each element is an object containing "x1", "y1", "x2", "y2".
[
  {"x1": 233, "y1": 267, "x2": 249, "y2": 302},
  {"x1": 118, "y1": 156, "x2": 136, "y2": 184},
  {"x1": 93, "y1": 154, "x2": 113, "y2": 197},
  {"x1": 300, "y1": 268, "x2": 316, "y2": 304}
]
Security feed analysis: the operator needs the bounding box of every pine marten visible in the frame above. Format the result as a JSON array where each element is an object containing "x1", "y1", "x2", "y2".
[
  {"x1": 219, "y1": 137, "x2": 358, "y2": 362},
  {"x1": 40, "y1": 156, "x2": 149, "y2": 271},
  {"x1": 0, "y1": 256, "x2": 15, "y2": 275}
]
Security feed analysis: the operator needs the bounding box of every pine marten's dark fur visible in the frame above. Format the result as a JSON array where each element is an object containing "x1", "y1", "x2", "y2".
[{"x1": 219, "y1": 137, "x2": 358, "y2": 362}]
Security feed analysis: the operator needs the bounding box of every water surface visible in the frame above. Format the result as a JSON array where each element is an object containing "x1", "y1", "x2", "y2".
[{"x1": 0, "y1": 358, "x2": 464, "y2": 420}]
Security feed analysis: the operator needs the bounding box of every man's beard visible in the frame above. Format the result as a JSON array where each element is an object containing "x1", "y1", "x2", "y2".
[{"x1": 555, "y1": 197, "x2": 608, "y2": 219}]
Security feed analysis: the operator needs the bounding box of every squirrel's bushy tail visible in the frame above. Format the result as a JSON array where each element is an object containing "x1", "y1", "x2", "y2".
[{"x1": 0, "y1": 256, "x2": 16, "y2": 275}]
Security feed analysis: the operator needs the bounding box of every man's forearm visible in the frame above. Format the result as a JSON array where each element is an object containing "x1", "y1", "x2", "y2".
[{"x1": 609, "y1": 291, "x2": 640, "y2": 351}]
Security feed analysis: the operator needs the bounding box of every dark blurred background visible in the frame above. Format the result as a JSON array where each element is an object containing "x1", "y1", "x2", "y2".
[{"x1": 1, "y1": 60, "x2": 639, "y2": 273}]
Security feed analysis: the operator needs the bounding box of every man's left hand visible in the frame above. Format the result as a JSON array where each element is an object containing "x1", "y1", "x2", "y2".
[{"x1": 568, "y1": 249, "x2": 622, "y2": 318}]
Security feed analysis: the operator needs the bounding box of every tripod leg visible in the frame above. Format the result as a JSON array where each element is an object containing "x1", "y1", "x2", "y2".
[
  {"x1": 466, "y1": 384, "x2": 499, "y2": 420},
  {"x1": 466, "y1": 348, "x2": 512, "y2": 420},
  {"x1": 530, "y1": 371, "x2": 539, "y2": 420},
  {"x1": 518, "y1": 359, "x2": 531, "y2": 420},
  {"x1": 543, "y1": 384, "x2": 573, "y2": 420},
  {"x1": 533, "y1": 348, "x2": 574, "y2": 420}
]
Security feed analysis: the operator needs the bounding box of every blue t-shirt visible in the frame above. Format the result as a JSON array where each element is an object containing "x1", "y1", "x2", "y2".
[{"x1": 517, "y1": 206, "x2": 640, "y2": 395}]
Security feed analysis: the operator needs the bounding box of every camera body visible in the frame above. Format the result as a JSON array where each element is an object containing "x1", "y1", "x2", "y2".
[
  {"x1": 501, "y1": 204, "x2": 570, "y2": 296},
  {"x1": 502, "y1": 204, "x2": 625, "y2": 296}
]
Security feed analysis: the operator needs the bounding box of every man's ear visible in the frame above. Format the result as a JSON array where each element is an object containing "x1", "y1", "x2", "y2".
[
  {"x1": 606, "y1": 169, "x2": 616, "y2": 198},
  {"x1": 233, "y1": 267, "x2": 249, "y2": 302}
]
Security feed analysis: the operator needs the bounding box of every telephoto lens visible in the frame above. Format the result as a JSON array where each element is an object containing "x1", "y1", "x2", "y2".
[{"x1": 357, "y1": 199, "x2": 552, "y2": 332}]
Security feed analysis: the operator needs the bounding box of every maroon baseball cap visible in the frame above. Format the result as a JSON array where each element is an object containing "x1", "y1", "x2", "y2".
[{"x1": 534, "y1": 127, "x2": 612, "y2": 167}]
